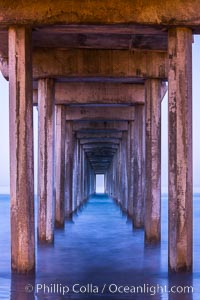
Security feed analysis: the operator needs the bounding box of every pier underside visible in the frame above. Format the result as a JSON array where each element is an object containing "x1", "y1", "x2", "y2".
[{"x1": 0, "y1": 0, "x2": 196, "y2": 274}]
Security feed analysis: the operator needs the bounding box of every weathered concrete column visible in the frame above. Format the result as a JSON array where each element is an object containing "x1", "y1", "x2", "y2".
[
  {"x1": 110, "y1": 157, "x2": 114, "y2": 197},
  {"x1": 72, "y1": 136, "x2": 78, "y2": 211},
  {"x1": 55, "y1": 105, "x2": 66, "y2": 228},
  {"x1": 88, "y1": 162, "x2": 93, "y2": 195},
  {"x1": 107, "y1": 169, "x2": 110, "y2": 195},
  {"x1": 133, "y1": 106, "x2": 145, "y2": 227},
  {"x1": 92, "y1": 168, "x2": 95, "y2": 194},
  {"x1": 38, "y1": 78, "x2": 55, "y2": 243},
  {"x1": 93, "y1": 170, "x2": 96, "y2": 194},
  {"x1": 83, "y1": 150, "x2": 87, "y2": 199},
  {"x1": 114, "y1": 153, "x2": 118, "y2": 199},
  {"x1": 86, "y1": 159, "x2": 90, "y2": 197},
  {"x1": 104, "y1": 171, "x2": 108, "y2": 194},
  {"x1": 111, "y1": 156, "x2": 115, "y2": 197},
  {"x1": 82, "y1": 149, "x2": 87, "y2": 200},
  {"x1": 80, "y1": 144, "x2": 84, "y2": 204},
  {"x1": 113, "y1": 153, "x2": 118, "y2": 199},
  {"x1": 65, "y1": 121, "x2": 73, "y2": 217},
  {"x1": 121, "y1": 132, "x2": 128, "y2": 210},
  {"x1": 116, "y1": 145, "x2": 121, "y2": 203},
  {"x1": 113, "y1": 162, "x2": 115, "y2": 196},
  {"x1": 145, "y1": 79, "x2": 161, "y2": 244},
  {"x1": 77, "y1": 140, "x2": 82, "y2": 207},
  {"x1": 89, "y1": 165, "x2": 92, "y2": 195},
  {"x1": 117, "y1": 141, "x2": 122, "y2": 204},
  {"x1": 119, "y1": 142, "x2": 124, "y2": 205},
  {"x1": 127, "y1": 121, "x2": 131, "y2": 210},
  {"x1": 92, "y1": 169, "x2": 96, "y2": 194},
  {"x1": 168, "y1": 27, "x2": 193, "y2": 272},
  {"x1": 9, "y1": 26, "x2": 35, "y2": 273},
  {"x1": 127, "y1": 121, "x2": 134, "y2": 217}
]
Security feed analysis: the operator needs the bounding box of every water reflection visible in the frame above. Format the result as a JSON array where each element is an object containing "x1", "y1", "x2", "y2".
[
  {"x1": 168, "y1": 273, "x2": 193, "y2": 300},
  {"x1": 10, "y1": 273, "x2": 35, "y2": 300}
]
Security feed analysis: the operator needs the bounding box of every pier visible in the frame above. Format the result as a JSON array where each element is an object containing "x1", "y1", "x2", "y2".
[{"x1": 0, "y1": 1, "x2": 197, "y2": 274}]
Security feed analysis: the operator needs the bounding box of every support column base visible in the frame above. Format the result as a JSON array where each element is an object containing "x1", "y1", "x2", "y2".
[
  {"x1": 144, "y1": 220, "x2": 160, "y2": 245},
  {"x1": 12, "y1": 265, "x2": 35, "y2": 274},
  {"x1": 133, "y1": 219, "x2": 144, "y2": 229},
  {"x1": 169, "y1": 262, "x2": 192, "y2": 273},
  {"x1": 55, "y1": 221, "x2": 65, "y2": 229}
]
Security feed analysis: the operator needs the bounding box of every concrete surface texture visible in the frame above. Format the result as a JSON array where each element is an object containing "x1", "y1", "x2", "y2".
[{"x1": 0, "y1": 1, "x2": 195, "y2": 274}]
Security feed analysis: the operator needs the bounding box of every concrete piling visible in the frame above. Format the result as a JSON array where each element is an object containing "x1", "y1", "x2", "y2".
[
  {"x1": 9, "y1": 26, "x2": 35, "y2": 273},
  {"x1": 38, "y1": 78, "x2": 55, "y2": 243},
  {"x1": 55, "y1": 105, "x2": 66, "y2": 227},
  {"x1": 168, "y1": 27, "x2": 193, "y2": 272},
  {"x1": 145, "y1": 79, "x2": 162, "y2": 244}
]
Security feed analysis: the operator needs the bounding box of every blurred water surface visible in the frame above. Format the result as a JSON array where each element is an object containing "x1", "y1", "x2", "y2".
[{"x1": 0, "y1": 193, "x2": 200, "y2": 300}]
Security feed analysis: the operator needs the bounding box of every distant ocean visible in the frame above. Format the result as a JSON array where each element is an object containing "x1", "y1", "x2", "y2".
[{"x1": 0, "y1": 193, "x2": 200, "y2": 299}]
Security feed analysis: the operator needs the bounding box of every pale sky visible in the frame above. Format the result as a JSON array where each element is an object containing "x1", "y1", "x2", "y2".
[{"x1": 0, "y1": 35, "x2": 200, "y2": 194}]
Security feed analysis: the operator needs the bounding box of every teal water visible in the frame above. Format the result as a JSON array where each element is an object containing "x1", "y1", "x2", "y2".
[{"x1": 0, "y1": 194, "x2": 200, "y2": 299}]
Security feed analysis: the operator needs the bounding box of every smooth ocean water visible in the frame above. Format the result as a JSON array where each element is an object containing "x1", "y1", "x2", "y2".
[{"x1": 0, "y1": 193, "x2": 200, "y2": 300}]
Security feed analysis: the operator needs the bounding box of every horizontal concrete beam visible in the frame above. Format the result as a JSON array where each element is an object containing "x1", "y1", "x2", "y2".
[
  {"x1": 0, "y1": 49, "x2": 167, "y2": 80},
  {"x1": 83, "y1": 143, "x2": 119, "y2": 149},
  {"x1": 80, "y1": 138, "x2": 121, "y2": 145},
  {"x1": 73, "y1": 121, "x2": 128, "y2": 132},
  {"x1": 79, "y1": 137, "x2": 122, "y2": 141},
  {"x1": 86, "y1": 151, "x2": 116, "y2": 155},
  {"x1": 90, "y1": 158, "x2": 112, "y2": 162},
  {"x1": 77, "y1": 132, "x2": 122, "y2": 139},
  {"x1": 33, "y1": 49, "x2": 167, "y2": 80},
  {"x1": 93, "y1": 164, "x2": 109, "y2": 167},
  {"x1": 33, "y1": 82, "x2": 145, "y2": 105},
  {"x1": 87, "y1": 154, "x2": 113, "y2": 158},
  {"x1": 89, "y1": 160, "x2": 113, "y2": 164},
  {"x1": 66, "y1": 106, "x2": 134, "y2": 121},
  {"x1": 0, "y1": 1, "x2": 200, "y2": 28},
  {"x1": 86, "y1": 152, "x2": 116, "y2": 157}
]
